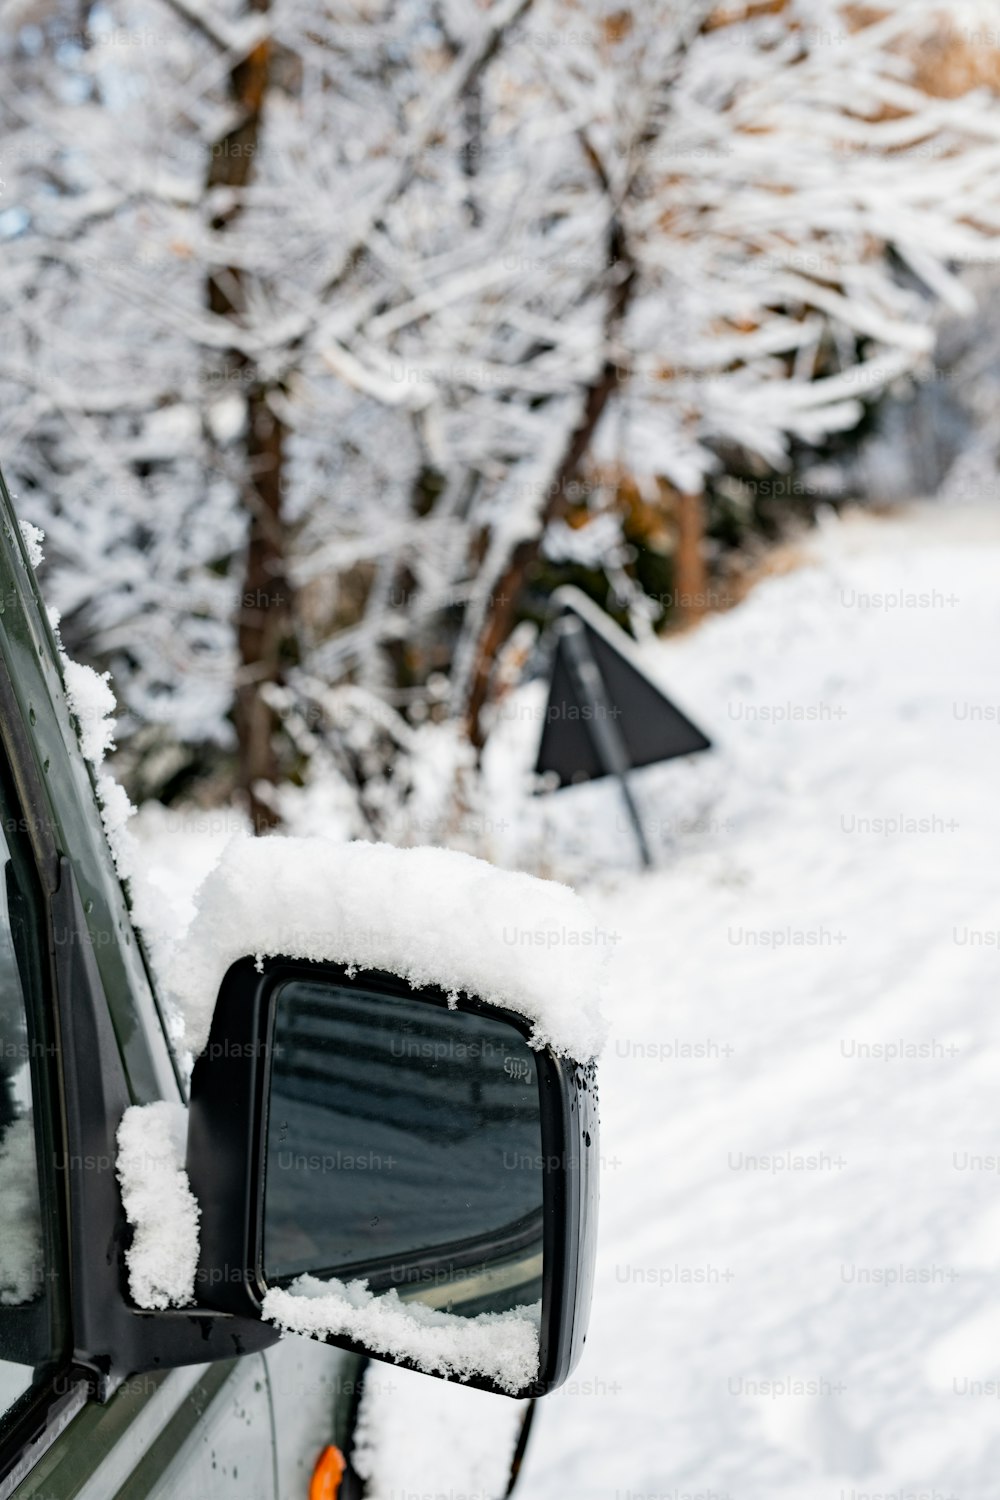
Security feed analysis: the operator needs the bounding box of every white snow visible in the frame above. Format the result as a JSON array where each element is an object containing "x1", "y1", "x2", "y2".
[
  {"x1": 123, "y1": 501, "x2": 1000, "y2": 1496},
  {"x1": 17, "y1": 520, "x2": 44, "y2": 570},
  {"x1": 164, "y1": 836, "x2": 609, "y2": 1061},
  {"x1": 62, "y1": 657, "x2": 117, "y2": 766},
  {"x1": 350, "y1": 1362, "x2": 529, "y2": 1500},
  {"x1": 59, "y1": 649, "x2": 142, "y2": 888},
  {"x1": 262, "y1": 1276, "x2": 540, "y2": 1396},
  {"x1": 93, "y1": 772, "x2": 139, "y2": 883},
  {"x1": 0, "y1": 1115, "x2": 42, "y2": 1305},
  {"x1": 512, "y1": 504, "x2": 1000, "y2": 1500},
  {"x1": 542, "y1": 514, "x2": 622, "y2": 567},
  {"x1": 115, "y1": 1101, "x2": 200, "y2": 1311},
  {"x1": 128, "y1": 801, "x2": 250, "y2": 947}
]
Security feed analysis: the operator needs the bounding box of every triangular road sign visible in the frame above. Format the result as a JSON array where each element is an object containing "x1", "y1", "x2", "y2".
[{"x1": 534, "y1": 587, "x2": 712, "y2": 788}]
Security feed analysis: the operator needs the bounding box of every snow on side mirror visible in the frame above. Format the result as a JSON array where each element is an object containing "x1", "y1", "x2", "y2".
[{"x1": 186, "y1": 957, "x2": 599, "y2": 1399}]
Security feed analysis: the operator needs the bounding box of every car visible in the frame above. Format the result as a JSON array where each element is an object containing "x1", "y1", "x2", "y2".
[{"x1": 0, "y1": 469, "x2": 600, "y2": 1500}]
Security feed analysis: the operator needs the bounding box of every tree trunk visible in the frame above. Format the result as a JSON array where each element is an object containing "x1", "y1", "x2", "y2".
[
  {"x1": 464, "y1": 218, "x2": 636, "y2": 747},
  {"x1": 233, "y1": 387, "x2": 293, "y2": 830},
  {"x1": 673, "y1": 489, "x2": 708, "y2": 625},
  {"x1": 204, "y1": 10, "x2": 294, "y2": 831}
]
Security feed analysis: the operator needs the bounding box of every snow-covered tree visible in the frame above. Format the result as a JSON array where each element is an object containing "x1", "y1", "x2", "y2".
[{"x1": 1, "y1": 0, "x2": 999, "y2": 833}]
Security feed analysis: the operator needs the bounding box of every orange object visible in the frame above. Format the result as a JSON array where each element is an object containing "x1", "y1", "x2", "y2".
[{"x1": 309, "y1": 1444, "x2": 346, "y2": 1500}]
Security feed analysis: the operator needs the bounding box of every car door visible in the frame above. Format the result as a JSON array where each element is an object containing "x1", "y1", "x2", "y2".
[
  {"x1": 262, "y1": 1340, "x2": 365, "y2": 1498},
  {"x1": 0, "y1": 726, "x2": 277, "y2": 1500}
]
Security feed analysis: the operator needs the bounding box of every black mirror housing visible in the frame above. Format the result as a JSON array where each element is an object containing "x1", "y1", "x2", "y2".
[{"x1": 185, "y1": 957, "x2": 599, "y2": 1399}]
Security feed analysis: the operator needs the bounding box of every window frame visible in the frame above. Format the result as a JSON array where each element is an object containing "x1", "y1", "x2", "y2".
[{"x1": 0, "y1": 675, "x2": 81, "y2": 1493}]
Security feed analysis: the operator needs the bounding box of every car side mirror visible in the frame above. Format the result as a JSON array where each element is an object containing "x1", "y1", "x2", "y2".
[{"x1": 185, "y1": 957, "x2": 599, "y2": 1398}]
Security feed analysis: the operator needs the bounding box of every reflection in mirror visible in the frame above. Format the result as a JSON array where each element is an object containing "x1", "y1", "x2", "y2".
[{"x1": 264, "y1": 978, "x2": 544, "y2": 1328}]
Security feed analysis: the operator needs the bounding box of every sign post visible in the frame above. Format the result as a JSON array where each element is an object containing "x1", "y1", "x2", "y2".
[
  {"x1": 555, "y1": 613, "x2": 655, "y2": 867},
  {"x1": 534, "y1": 588, "x2": 712, "y2": 868}
]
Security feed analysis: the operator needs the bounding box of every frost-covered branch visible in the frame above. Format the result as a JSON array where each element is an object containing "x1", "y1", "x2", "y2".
[{"x1": 3, "y1": 0, "x2": 1000, "y2": 815}]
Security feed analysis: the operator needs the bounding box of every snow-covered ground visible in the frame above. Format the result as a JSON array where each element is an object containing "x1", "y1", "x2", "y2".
[
  {"x1": 135, "y1": 502, "x2": 1000, "y2": 1500},
  {"x1": 517, "y1": 503, "x2": 1000, "y2": 1500}
]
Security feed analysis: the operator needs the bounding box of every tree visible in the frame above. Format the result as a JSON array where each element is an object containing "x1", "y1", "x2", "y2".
[{"x1": 2, "y1": 0, "x2": 999, "y2": 835}]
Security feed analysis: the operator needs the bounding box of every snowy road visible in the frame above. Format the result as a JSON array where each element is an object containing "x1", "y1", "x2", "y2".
[{"x1": 517, "y1": 506, "x2": 1000, "y2": 1500}]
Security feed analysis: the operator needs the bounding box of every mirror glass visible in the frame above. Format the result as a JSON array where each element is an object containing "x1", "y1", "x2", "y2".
[{"x1": 263, "y1": 977, "x2": 544, "y2": 1326}]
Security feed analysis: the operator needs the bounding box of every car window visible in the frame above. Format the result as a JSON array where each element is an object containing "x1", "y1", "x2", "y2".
[{"x1": 0, "y1": 808, "x2": 66, "y2": 1429}]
